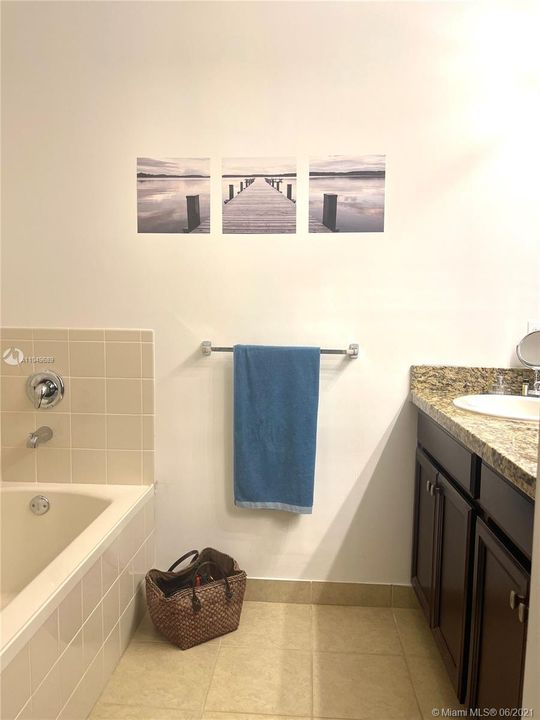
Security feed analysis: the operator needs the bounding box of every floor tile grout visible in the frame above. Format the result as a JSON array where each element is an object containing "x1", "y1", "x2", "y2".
[
  {"x1": 309, "y1": 602, "x2": 314, "y2": 719},
  {"x1": 391, "y1": 608, "x2": 424, "y2": 720},
  {"x1": 201, "y1": 638, "x2": 223, "y2": 716}
]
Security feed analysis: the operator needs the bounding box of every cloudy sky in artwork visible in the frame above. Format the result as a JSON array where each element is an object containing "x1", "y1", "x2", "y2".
[
  {"x1": 137, "y1": 157, "x2": 210, "y2": 176},
  {"x1": 310, "y1": 155, "x2": 385, "y2": 173},
  {"x1": 223, "y1": 157, "x2": 296, "y2": 176}
]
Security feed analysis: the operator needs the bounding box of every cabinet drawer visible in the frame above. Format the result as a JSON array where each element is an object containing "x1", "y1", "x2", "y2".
[
  {"x1": 418, "y1": 413, "x2": 476, "y2": 496},
  {"x1": 479, "y1": 464, "x2": 534, "y2": 559}
]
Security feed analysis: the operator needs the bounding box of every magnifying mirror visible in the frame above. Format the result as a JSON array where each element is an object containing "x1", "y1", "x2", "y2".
[{"x1": 516, "y1": 330, "x2": 540, "y2": 396}]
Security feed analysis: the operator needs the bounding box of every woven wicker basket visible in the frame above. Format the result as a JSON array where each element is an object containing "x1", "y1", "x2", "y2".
[{"x1": 146, "y1": 548, "x2": 246, "y2": 650}]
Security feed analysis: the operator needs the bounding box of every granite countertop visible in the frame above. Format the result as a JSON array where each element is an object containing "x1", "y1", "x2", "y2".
[{"x1": 410, "y1": 366, "x2": 538, "y2": 500}]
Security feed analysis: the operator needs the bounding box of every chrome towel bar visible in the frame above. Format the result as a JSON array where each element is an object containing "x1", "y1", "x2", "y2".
[{"x1": 201, "y1": 341, "x2": 359, "y2": 358}]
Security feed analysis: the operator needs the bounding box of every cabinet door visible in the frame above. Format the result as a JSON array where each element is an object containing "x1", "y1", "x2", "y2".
[
  {"x1": 432, "y1": 472, "x2": 474, "y2": 702},
  {"x1": 411, "y1": 449, "x2": 438, "y2": 624},
  {"x1": 467, "y1": 519, "x2": 529, "y2": 711}
]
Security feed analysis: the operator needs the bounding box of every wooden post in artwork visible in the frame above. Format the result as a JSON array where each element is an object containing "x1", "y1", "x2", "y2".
[
  {"x1": 322, "y1": 193, "x2": 338, "y2": 231},
  {"x1": 287, "y1": 184, "x2": 292, "y2": 200},
  {"x1": 229, "y1": 184, "x2": 234, "y2": 201},
  {"x1": 185, "y1": 195, "x2": 201, "y2": 232}
]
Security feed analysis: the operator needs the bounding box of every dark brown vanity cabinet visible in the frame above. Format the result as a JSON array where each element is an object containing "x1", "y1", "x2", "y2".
[
  {"x1": 412, "y1": 447, "x2": 474, "y2": 701},
  {"x1": 411, "y1": 449, "x2": 438, "y2": 621},
  {"x1": 467, "y1": 519, "x2": 529, "y2": 710},
  {"x1": 412, "y1": 412, "x2": 533, "y2": 709},
  {"x1": 432, "y1": 471, "x2": 474, "y2": 700}
]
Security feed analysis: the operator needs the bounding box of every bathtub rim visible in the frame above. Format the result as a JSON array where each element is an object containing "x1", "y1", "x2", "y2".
[{"x1": 0, "y1": 482, "x2": 154, "y2": 671}]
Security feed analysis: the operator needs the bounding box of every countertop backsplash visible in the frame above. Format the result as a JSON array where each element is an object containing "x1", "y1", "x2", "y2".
[{"x1": 411, "y1": 365, "x2": 535, "y2": 397}]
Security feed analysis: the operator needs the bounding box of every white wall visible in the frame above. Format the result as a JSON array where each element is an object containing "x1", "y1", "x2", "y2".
[{"x1": 1, "y1": 1, "x2": 539, "y2": 583}]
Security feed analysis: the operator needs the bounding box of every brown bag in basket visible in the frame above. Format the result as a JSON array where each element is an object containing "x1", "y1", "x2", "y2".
[{"x1": 146, "y1": 547, "x2": 246, "y2": 650}]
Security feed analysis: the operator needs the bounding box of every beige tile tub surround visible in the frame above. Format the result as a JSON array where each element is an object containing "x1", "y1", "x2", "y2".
[
  {"x1": 91, "y1": 601, "x2": 462, "y2": 720},
  {"x1": 0, "y1": 328, "x2": 155, "y2": 484},
  {"x1": 0, "y1": 500, "x2": 155, "y2": 720}
]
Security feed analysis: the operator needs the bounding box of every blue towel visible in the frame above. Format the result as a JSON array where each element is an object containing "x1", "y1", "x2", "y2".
[{"x1": 233, "y1": 345, "x2": 320, "y2": 514}]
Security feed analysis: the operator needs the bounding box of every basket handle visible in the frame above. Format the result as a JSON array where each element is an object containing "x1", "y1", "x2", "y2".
[
  {"x1": 167, "y1": 550, "x2": 199, "y2": 573},
  {"x1": 190, "y1": 560, "x2": 233, "y2": 611}
]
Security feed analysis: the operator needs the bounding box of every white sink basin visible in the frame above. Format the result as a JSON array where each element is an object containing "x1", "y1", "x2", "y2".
[{"x1": 453, "y1": 394, "x2": 540, "y2": 422}]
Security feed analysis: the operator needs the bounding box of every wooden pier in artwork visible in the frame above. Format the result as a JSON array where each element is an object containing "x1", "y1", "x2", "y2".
[
  {"x1": 190, "y1": 214, "x2": 210, "y2": 233},
  {"x1": 186, "y1": 178, "x2": 335, "y2": 234},
  {"x1": 221, "y1": 177, "x2": 330, "y2": 234},
  {"x1": 222, "y1": 177, "x2": 296, "y2": 234}
]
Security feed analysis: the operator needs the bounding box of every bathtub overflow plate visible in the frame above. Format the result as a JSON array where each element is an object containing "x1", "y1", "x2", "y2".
[{"x1": 30, "y1": 495, "x2": 50, "y2": 515}]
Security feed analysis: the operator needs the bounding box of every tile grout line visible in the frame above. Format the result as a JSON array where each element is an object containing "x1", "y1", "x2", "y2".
[
  {"x1": 310, "y1": 647, "x2": 407, "y2": 657},
  {"x1": 310, "y1": 602, "x2": 315, "y2": 720},
  {"x1": 1, "y1": 375, "x2": 149, "y2": 380},
  {"x1": 139, "y1": 336, "x2": 144, "y2": 484},
  {"x1": 30, "y1": 331, "x2": 37, "y2": 483},
  {"x1": 139, "y1": 339, "x2": 143, "y2": 484},
  {"x1": 200, "y1": 637, "x2": 222, "y2": 717},
  {"x1": 2, "y1": 410, "x2": 155, "y2": 416},
  {"x1": 391, "y1": 608, "x2": 424, "y2": 720},
  {"x1": 66, "y1": 334, "x2": 73, "y2": 484},
  {"x1": 103, "y1": 340, "x2": 109, "y2": 485}
]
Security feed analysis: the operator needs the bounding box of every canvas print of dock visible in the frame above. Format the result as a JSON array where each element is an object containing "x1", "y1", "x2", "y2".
[
  {"x1": 222, "y1": 158, "x2": 296, "y2": 234},
  {"x1": 137, "y1": 157, "x2": 210, "y2": 233},
  {"x1": 309, "y1": 155, "x2": 386, "y2": 233}
]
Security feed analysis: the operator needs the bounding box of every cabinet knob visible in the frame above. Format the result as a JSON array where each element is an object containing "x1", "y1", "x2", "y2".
[{"x1": 518, "y1": 602, "x2": 528, "y2": 624}]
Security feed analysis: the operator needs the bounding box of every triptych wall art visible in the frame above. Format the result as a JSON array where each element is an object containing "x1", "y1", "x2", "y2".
[{"x1": 136, "y1": 155, "x2": 385, "y2": 235}]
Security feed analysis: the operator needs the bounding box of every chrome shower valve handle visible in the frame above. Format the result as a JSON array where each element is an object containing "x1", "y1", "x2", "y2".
[{"x1": 26, "y1": 371, "x2": 65, "y2": 409}]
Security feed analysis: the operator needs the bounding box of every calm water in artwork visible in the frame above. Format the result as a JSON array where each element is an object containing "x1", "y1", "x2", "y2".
[
  {"x1": 309, "y1": 176, "x2": 385, "y2": 232},
  {"x1": 137, "y1": 178, "x2": 210, "y2": 233}
]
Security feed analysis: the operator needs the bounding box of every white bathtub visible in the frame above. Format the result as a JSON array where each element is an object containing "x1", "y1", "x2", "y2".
[{"x1": 0, "y1": 482, "x2": 154, "y2": 720}]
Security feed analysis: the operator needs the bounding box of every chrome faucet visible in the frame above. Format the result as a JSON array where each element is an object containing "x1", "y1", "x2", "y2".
[
  {"x1": 26, "y1": 371, "x2": 64, "y2": 409},
  {"x1": 27, "y1": 426, "x2": 53, "y2": 448}
]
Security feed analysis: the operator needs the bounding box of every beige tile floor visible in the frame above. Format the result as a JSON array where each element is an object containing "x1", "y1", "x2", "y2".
[{"x1": 90, "y1": 602, "x2": 464, "y2": 720}]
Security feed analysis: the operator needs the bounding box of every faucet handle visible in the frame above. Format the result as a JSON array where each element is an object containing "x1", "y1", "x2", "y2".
[
  {"x1": 26, "y1": 372, "x2": 64, "y2": 410},
  {"x1": 33, "y1": 382, "x2": 50, "y2": 409}
]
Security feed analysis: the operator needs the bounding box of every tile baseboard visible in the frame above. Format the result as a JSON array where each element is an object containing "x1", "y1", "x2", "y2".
[
  {"x1": 245, "y1": 579, "x2": 311, "y2": 604},
  {"x1": 391, "y1": 583, "x2": 420, "y2": 608},
  {"x1": 245, "y1": 578, "x2": 419, "y2": 608}
]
